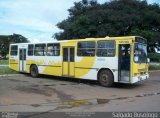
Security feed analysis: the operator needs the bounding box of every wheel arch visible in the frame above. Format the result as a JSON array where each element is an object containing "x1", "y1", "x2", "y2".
[
  {"x1": 30, "y1": 64, "x2": 38, "y2": 73},
  {"x1": 97, "y1": 68, "x2": 114, "y2": 81}
]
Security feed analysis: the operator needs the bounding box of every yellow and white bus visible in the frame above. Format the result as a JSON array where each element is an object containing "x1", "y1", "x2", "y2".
[{"x1": 9, "y1": 36, "x2": 149, "y2": 87}]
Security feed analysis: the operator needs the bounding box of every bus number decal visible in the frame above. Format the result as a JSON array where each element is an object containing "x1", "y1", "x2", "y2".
[
  {"x1": 97, "y1": 58, "x2": 105, "y2": 61},
  {"x1": 119, "y1": 41, "x2": 130, "y2": 44}
]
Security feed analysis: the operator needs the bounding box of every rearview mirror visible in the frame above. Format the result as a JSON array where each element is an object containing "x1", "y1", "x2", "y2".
[
  {"x1": 147, "y1": 58, "x2": 150, "y2": 63},
  {"x1": 134, "y1": 56, "x2": 139, "y2": 62}
]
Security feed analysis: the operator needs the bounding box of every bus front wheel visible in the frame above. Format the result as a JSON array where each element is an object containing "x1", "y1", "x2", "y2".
[
  {"x1": 30, "y1": 65, "x2": 39, "y2": 77},
  {"x1": 98, "y1": 70, "x2": 114, "y2": 87}
]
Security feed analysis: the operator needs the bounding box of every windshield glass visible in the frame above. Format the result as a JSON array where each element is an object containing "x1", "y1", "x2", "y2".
[{"x1": 134, "y1": 43, "x2": 147, "y2": 63}]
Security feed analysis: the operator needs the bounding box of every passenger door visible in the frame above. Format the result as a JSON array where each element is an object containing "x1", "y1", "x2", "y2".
[
  {"x1": 62, "y1": 47, "x2": 75, "y2": 77},
  {"x1": 118, "y1": 44, "x2": 131, "y2": 82},
  {"x1": 19, "y1": 48, "x2": 26, "y2": 72}
]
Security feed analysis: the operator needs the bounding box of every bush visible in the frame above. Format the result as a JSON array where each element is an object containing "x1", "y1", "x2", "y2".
[
  {"x1": 0, "y1": 60, "x2": 8, "y2": 65},
  {"x1": 148, "y1": 53, "x2": 160, "y2": 62},
  {"x1": 149, "y1": 65, "x2": 160, "y2": 70}
]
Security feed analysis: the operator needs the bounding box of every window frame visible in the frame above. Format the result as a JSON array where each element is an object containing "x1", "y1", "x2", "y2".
[
  {"x1": 77, "y1": 41, "x2": 96, "y2": 57},
  {"x1": 10, "y1": 45, "x2": 18, "y2": 56},
  {"x1": 28, "y1": 44, "x2": 34, "y2": 56},
  {"x1": 46, "y1": 43, "x2": 60, "y2": 56},
  {"x1": 96, "y1": 40, "x2": 115, "y2": 57},
  {"x1": 34, "y1": 44, "x2": 46, "y2": 56},
  {"x1": 134, "y1": 43, "x2": 147, "y2": 63}
]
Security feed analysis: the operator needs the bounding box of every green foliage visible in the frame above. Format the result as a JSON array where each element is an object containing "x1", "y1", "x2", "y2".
[
  {"x1": 0, "y1": 34, "x2": 29, "y2": 56},
  {"x1": 131, "y1": 29, "x2": 160, "y2": 45},
  {"x1": 149, "y1": 64, "x2": 160, "y2": 70},
  {"x1": 0, "y1": 67, "x2": 18, "y2": 75},
  {"x1": 148, "y1": 53, "x2": 160, "y2": 62},
  {"x1": 0, "y1": 60, "x2": 8, "y2": 65},
  {"x1": 54, "y1": 0, "x2": 160, "y2": 44}
]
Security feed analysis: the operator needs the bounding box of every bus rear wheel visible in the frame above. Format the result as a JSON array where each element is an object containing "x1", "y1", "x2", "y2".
[
  {"x1": 30, "y1": 65, "x2": 39, "y2": 77},
  {"x1": 98, "y1": 70, "x2": 114, "y2": 87}
]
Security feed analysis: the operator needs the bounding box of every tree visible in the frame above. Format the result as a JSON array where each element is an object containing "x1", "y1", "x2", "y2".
[
  {"x1": 54, "y1": 0, "x2": 160, "y2": 45},
  {"x1": 131, "y1": 28, "x2": 160, "y2": 45},
  {"x1": 0, "y1": 34, "x2": 29, "y2": 56}
]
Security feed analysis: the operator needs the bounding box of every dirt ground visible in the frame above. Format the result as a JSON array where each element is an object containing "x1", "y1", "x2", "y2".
[{"x1": 0, "y1": 72, "x2": 160, "y2": 112}]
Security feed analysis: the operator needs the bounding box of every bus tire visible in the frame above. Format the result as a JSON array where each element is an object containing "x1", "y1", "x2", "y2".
[
  {"x1": 30, "y1": 65, "x2": 39, "y2": 77},
  {"x1": 98, "y1": 69, "x2": 114, "y2": 87}
]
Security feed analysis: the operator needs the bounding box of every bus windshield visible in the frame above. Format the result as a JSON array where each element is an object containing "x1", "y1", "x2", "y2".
[{"x1": 134, "y1": 43, "x2": 147, "y2": 63}]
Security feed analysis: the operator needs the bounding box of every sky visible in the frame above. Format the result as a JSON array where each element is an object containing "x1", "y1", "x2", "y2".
[{"x1": 0, "y1": 0, "x2": 160, "y2": 42}]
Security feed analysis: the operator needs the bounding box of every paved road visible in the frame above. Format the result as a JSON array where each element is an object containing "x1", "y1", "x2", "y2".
[{"x1": 0, "y1": 72, "x2": 159, "y2": 112}]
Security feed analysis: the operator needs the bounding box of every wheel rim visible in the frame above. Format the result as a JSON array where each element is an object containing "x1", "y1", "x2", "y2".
[
  {"x1": 101, "y1": 73, "x2": 109, "y2": 84},
  {"x1": 31, "y1": 67, "x2": 36, "y2": 76}
]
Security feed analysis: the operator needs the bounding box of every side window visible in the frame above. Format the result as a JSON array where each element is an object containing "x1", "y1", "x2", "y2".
[
  {"x1": 77, "y1": 41, "x2": 95, "y2": 56},
  {"x1": 70, "y1": 48, "x2": 74, "y2": 62},
  {"x1": 97, "y1": 41, "x2": 115, "y2": 57},
  {"x1": 10, "y1": 45, "x2": 18, "y2": 56},
  {"x1": 28, "y1": 44, "x2": 34, "y2": 56},
  {"x1": 34, "y1": 44, "x2": 46, "y2": 56},
  {"x1": 63, "y1": 48, "x2": 68, "y2": 61},
  {"x1": 47, "y1": 43, "x2": 60, "y2": 56}
]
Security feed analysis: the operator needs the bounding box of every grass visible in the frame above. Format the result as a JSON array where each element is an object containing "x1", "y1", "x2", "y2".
[
  {"x1": 149, "y1": 64, "x2": 160, "y2": 70},
  {"x1": 0, "y1": 67, "x2": 18, "y2": 75},
  {"x1": 0, "y1": 60, "x2": 9, "y2": 65},
  {"x1": 0, "y1": 60, "x2": 18, "y2": 74}
]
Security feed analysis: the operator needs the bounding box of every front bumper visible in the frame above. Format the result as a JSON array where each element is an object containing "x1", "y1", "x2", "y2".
[{"x1": 132, "y1": 73, "x2": 149, "y2": 83}]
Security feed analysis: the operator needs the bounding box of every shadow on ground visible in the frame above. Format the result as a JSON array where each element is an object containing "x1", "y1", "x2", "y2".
[{"x1": 23, "y1": 73, "x2": 142, "y2": 89}]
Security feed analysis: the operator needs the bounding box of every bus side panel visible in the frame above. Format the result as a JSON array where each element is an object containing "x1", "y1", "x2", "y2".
[
  {"x1": 9, "y1": 58, "x2": 19, "y2": 71},
  {"x1": 9, "y1": 44, "x2": 19, "y2": 72},
  {"x1": 26, "y1": 56, "x2": 44, "y2": 74},
  {"x1": 95, "y1": 57, "x2": 118, "y2": 82},
  {"x1": 43, "y1": 66, "x2": 62, "y2": 76},
  {"x1": 75, "y1": 68, "x2": 97, "y2": 80},
  {"x1": 74, "y1": 56, "x2": 118, "y2": 82},
  {"x1": 74, "y1": 57, "x2": 96, "y2": 79},
  {"x1": 42, "y1": 56, "x2": 62, "y2": 76},
  {"x1": 26, "y1": 56, "x2": 62, "y2": 76},
  {"x1": 26, "y1": 64, "x2": 30, "y2": 73}
]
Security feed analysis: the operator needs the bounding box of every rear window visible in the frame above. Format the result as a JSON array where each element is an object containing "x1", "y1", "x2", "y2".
[{"x1": 10, "y1": 45, "x2": 18, "y2": 56}]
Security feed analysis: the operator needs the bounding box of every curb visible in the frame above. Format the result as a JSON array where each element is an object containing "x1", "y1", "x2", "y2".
[
  {"x1": 0, "y1": 74, "x2": 25, "y2": 77},
  {"x1": 0, "y1": 65, "x2": 9, "y2": 66}
]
